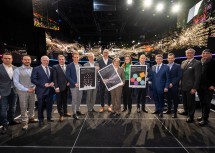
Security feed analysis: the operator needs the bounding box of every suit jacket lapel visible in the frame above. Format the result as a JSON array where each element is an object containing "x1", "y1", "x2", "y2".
[{"x1": 0, "y1": 64, "x2": 12, "y2": 80}]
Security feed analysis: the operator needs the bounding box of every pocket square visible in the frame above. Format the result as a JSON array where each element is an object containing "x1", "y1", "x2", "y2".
[{"x1": 188, "y1": 67, "x2": 192, "y2": 69}]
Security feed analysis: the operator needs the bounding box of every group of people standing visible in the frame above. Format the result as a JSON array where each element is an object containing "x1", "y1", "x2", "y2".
[{"x1": 0, "y1": 48, "x2": 214, "y2": 135}]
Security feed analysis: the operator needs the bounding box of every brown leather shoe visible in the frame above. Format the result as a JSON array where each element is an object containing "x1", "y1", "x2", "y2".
[
  {"x1": 29, "y1": 118, "x2": 38, "y2": 123},
  {"x1": 59, "y1": 116, "x2": 64, "y2": 122},
  {"x1": 64, "y1": 113, "x2": 72, "y2": 117},
  {"x1": 99, "y1": 107, "x2": 104, "y2": 113},
  {"x1": 107, "y1": 106, "x2": 112, "y2": 112}
]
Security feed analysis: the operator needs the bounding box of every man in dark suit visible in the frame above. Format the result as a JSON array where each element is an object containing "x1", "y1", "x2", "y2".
[
  {"x1": 180, "y1": 48, "x2": 202, "y2": 123},
  {"x1": 0, "y1": 52, "x2": 20, "y2": 134},
  {"x1": 66, "y1": 51, "x2": 84, "y2": 120},
  {"x1": 53, "y1": 55, "x2": 71, "y2": 122},
  {"x1": 149, "y1": 54, "x2": 170, "y2": 118},
  {"x1": 97, "y1": 49, "x2": 112, "y2": 113},
  {"x1": 164, "y1": 53, "x2": 182, "y2": 118},
  {"x1": 135, "y1": 54, "x2": 150, "y2": 113},
  {"x1": 31, "y1": 55, "x2": 55, "y2": 127},
  {"x1": 197, "y1": 49, "x2": 215, "y2": 126}
]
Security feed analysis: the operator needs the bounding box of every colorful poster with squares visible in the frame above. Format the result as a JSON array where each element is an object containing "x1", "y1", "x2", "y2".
[
  {"x1": 129, "y1": 65, "x2": 147, "y2": 88},
  {"x1": 79, "y1": 67, "x2": 96, "y2": 90}
]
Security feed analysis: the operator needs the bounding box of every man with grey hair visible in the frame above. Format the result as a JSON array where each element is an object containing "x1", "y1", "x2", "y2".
[
  {"x1": 180, "y1": 48, "x2": 201, "y2": 123},
  {"x1": 31, "y1": 55, "x2": 55, "y2": 127},
  {"x1": 84, "y1": 52, "x2": 99, "y2": 112}
]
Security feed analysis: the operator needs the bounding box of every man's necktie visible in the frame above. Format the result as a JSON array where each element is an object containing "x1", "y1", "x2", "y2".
[
  {"x1": 45, "y1": 66, "x2": 50, "y2": 77},
  {"x1": 184, "y1": 60, "x2": 190, "y2": 69},
  {"x1": 61, "y1": 65, "x2": 65, "y2": 73},
  {"x1": 156, "y1": 65, "x2": 160, "y2": 73}
]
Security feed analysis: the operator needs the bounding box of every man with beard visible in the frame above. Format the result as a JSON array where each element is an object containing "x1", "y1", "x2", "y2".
[{"x1": 13, "y1": 55, "x2": 38, "y2": 130}]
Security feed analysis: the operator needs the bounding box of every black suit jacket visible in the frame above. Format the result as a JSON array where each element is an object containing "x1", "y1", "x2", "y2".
[
  {"x1": 200, "y1": 58, "x2": 215, "y2": 89},
  {"x1": 181, "y1": 59, "x2": 202, "y2": 91},
  {"x1": 53, "y1": 64, "x2": 68, "y2": 91}
]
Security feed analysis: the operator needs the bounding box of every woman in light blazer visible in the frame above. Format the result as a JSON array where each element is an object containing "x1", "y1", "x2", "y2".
[{"x1": 110, "y1": 57, "x2": 125, "y2": 116}]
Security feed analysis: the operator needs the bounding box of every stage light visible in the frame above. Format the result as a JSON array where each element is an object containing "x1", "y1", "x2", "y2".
[
  {"x1": 156, "y1": 3, "x2": 164, "y2": 12},
  {"x1": 127, "y1": 0, "x2": 133, "y2": 5},
  {"x1": 171, "y1": 4, "x2": 181, "y2": 13},
  {"x1": 143, "y1": 0, "x2": 153, "y2": 8}
]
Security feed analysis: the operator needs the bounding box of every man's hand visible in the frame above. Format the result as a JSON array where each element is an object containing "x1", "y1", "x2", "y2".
[
  {"x1": 27, "y1": 88, "x2": 35, "y2": 93},
  {"x1": 55, "y1": 88, "x2": 60, "y2": 93},
  {"x1": 164, "y1": 88, "x2": 168, "y2": 92},
  {"x1": 45, "y1": 83, "x2": 50, "y2": 87},
  {"x1": 169, "y1": 83, "x2": 173, "y2": 88},
  {"x1": 209, "y1": 86, "x2": 215, "y2": 90},
  {"x1": 49, "y1": 82, "x2": 54, "y2": 87},
  {"x1": 190, "y1": 89, "x2": 196, "y2": 94},
  {"x1": 67, "y1": 82, "x2": 70, "y2": 86},
  {"x1": 75, "y1": 83, "x2": 79, "y2": 87}
]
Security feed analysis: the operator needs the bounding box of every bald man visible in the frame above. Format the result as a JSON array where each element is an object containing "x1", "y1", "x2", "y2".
[{"x1": 31, "y1": 56, "x2": 55, "y2": 127}]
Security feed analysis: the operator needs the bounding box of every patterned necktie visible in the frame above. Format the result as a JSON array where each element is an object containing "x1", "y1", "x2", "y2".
[
  {"x1": 184, "y1": 60, "x2": 190, "y2": 69},
  {"x1": 61, "y1": 65, "x2": 65, "y2": 73},
  {"x1": 45, "y1": 67, "x2": 50, "y2": 77}
]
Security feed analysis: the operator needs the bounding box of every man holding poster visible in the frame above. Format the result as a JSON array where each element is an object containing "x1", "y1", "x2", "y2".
[
  {"x1": 134, "y1": 54, "x2": 150, "y2": 113},
  {"x1": 84, "y1": 52, "x2": 99, "y2": 112}
]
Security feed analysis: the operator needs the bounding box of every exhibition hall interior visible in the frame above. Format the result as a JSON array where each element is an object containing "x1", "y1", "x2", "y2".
[{"x1": 0, "y1": 0, "x2": 215, "y2": 153}]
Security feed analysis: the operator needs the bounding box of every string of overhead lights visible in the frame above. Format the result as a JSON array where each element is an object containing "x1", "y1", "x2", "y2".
[{"x1": 127, "y1": 0, "x2": 181, "y2": 14}]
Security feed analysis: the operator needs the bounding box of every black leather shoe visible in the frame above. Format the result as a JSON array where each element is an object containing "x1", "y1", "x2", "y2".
[
  {"x1": 9, "y1": 120, "x2": 21, "y2": 125},
  {"x1": 142, "y1": 109, "x2": 148, "y2": 113},
  {"x1": 137, "y1": 108, "x2": 140, "y2": 113},
  {"x1": 178, "y1": 111, "x2": 188, "y2": 115},
  {"x1": 197, "y1": 117, "x2": 202, "y2": 121},
  {"x1": 163, "y1": 110, "x2": 171, "y2": 114},
  {"x1": 76, "y1": 111, "x2": 85, "y2": 116},
  {"x1": 199, "y1": 120, "x2": 208, "y2": 126},
  {"x1": 152, "y1": 111, "x2": 159, "y2": 114},
  {"x1": 186, "y1": 117, "x2": 194, "y2": 123},
  {"x1": 73, "y1": 114, "x2": 79, "y2": 120},
  {"x1": 38, "y1": 121, "x2": 44, "y2": 127},
  {"x1": 172, "y1": 113, "x2": 177, "y2": 118},
  {"x1": 122, "y1": 108, "x2": 127, "y2": 112},
  {"x1": 159, "y1": 113, "x2": 163, "y2": 118},
  {"x1": 1, "y1": 125, "x2": 8, "y2": 135},
  {"x1": 47, "y1": 119, "x2": 54, "y2": 122}
]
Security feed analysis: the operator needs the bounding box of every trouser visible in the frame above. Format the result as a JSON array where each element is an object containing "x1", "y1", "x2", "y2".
[
  {"x1": 111, "y1": 86, "x2": 122, "y2": 113},
  {"x1": 17, "y1": 91, "x2": 35, "y2": 123},
  {"x1": 0, "y1": 89, "x2": 17, "y2": 126},
  {"x1": 100, "y1": 82, "x2": 111, "y2": 107},
  {"x1": 182, "y1": 90, "x2": 196, "y2": 118},
  {"x1": 198, "y1": 88, "x2": 214, "y2": 120},
  {"x1": 122, "y1": 80, "x2": 132, "y2": 110},
  {"x1": 56, "y1": 88, "x2": 68, "y2": 116},
  {"x1": 37, "y1": 94, "x2": 53, "y2": 121},
  {"x1": 86, "y1": 88, "x2": 97, "y2": 111},
  {"x1": 70, "y1": 88, "x2": 83, "y2": 114},
  {"x1": 166, "y1": 87, "x2": 180, "y2": 113},
  {"x1": 137, "y1": 88, "x2": 146, "y2": 109}
]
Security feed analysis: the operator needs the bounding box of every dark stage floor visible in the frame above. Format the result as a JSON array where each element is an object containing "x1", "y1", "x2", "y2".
[{"x1": 0, "y1": 104, "x2": 215, "y2": 153}]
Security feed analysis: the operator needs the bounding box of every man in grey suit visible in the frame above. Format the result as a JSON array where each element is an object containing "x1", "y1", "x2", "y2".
[
  {"x1": 0, "y1": 52, "x2": 20, "y2": 134},
  {"x1": 53, "y1": 55, "x2": 71, "y2": 122},
  {"x1": 84, "y1": 52, "x2": 99, "y2": 112},
  {"x1": 180, "y1": 48, "x2": 202, "y2": 123}
]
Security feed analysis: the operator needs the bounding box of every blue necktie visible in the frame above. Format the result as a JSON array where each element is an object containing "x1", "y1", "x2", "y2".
[
  {"x1": 156, "y1": 65, "x2": 160, "y2": 73},
  {"x1": 45, "y1": 67, "x2": 50, "y2": 77}
]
